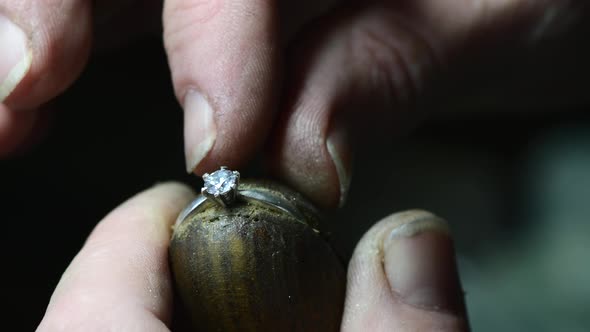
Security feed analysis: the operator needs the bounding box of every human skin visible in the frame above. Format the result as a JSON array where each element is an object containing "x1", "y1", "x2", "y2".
[
  {"x1": 0, "y1": 1, "x2": 583, "y2": 330},
  {"x1": 36, "y1": 183, "x2": 469, "y2": 331},
  {"x1": 0, "y1": 0, "x2": 583, "y2": 207}
]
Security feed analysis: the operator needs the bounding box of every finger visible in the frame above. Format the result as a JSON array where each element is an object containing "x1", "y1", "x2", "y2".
[
  {"x1": 0, "y1": 104, "x2": 36, "y2": 156},
  {"x1": 163, "y1": 0, "x2": 341, "y2": 175},
  {"x1": 341, "y1": 210, "x2": 468, "y2": 332},
  {"x1": 0, "y1": 0, "x2": 92, "y2": 111},
  {"x1": 37, "y1": 183, "x2": 195, "y2": 331},
  {"x1": 267, "y1": 1, "x2": 579, "y2": 208}
]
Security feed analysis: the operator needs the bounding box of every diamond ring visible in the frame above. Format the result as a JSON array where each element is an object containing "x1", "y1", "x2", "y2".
[{"x1": 175, "y1": 167, "x2": 308, "y2": 226}]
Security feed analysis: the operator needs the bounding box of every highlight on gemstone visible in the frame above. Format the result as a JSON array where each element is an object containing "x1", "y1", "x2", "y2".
[{"x1": 203, "y1": 168, "x2": 239, "y2": 196}]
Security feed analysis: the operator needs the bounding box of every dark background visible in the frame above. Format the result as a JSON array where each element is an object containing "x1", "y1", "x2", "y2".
[{"x1": 2, "y1": 22, "x2": 590, "y2": 331}]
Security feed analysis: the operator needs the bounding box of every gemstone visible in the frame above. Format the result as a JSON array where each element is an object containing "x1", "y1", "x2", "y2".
[{"x1": 204, "y1": 169, "x2": 238, "y2": 196}]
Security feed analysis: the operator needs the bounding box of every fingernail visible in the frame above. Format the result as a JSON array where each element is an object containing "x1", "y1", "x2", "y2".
[
  {"x1": 383, "y1": 211, "x2": 465, "y2": 314},
  {"x1": 326, "y1": 119, "x2": 353, "y2": 207},
  {"x1": 184, "y1": 90, "x2": 216, "y2": 173},
  {"x1": 0, "y1": 14, "x2": 32, "y2": 103}
]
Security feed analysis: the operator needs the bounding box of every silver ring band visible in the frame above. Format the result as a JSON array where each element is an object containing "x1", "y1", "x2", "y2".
[
  {"x1": 176, "y1": 167, "x2": 311, "y2": 226},
  {"x1": 238, "y1": 189, "x2": 305, "y2": 221},
  {"x1": 175, "y1": 188, "x2": 306, "y2": 226}
]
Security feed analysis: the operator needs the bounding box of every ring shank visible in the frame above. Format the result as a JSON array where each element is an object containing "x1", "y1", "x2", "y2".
[{"x1": 176, "y1": 189, "x2": 307, "y2": 226}]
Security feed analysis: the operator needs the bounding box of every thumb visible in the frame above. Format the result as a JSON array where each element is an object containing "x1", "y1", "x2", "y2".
[{"x1": 342, "y1": 210, "x2": 469, "y2": 331}]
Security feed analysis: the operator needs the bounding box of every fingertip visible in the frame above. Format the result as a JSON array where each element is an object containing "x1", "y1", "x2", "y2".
[
  {"x1": 110, "y1": 181, "x2": 196, "y2": 238},
  {"x1": 267, "y1": 81, "x2": 351, "y2": 209},
  {"x1": 149, "y1": 181, "x2": 197, "y2": 206},
  {"x1": 382, "y1": 212, "x2": 466, "y2": 315},
  {"x1": 1, "y1": 0, "x2": 92, "y2": 111},
  {"x1": 269, "y1": 141, "x2": 343, "y2": 209},
  {"x1": 342, "y1": 210, "x2": 469, "y2": 332},
  {"x1": 164, "y1": 0, "x2": 280, "y2": 176}
]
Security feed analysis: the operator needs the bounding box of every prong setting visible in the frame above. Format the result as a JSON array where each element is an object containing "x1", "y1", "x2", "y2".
[{"x1": 202, "y1": 167, "x2": 240, "y2": 207}]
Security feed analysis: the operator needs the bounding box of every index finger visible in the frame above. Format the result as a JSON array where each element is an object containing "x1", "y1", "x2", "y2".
[{"x1": 162, "y1": 0, "x2": 337, "y2": 175}]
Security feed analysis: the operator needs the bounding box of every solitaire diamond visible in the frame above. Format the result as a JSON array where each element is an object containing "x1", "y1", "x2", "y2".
[{"x1": 204, "y1": 168, "x2": 239, "y2": 196}]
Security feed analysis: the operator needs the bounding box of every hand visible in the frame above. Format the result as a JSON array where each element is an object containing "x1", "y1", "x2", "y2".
[
  {"x1": 0, "y1": 1, "x2": 582, "y2": 206},
  {"x1": 36, "y1": 183, "x2": 469, "y2": 331}
]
